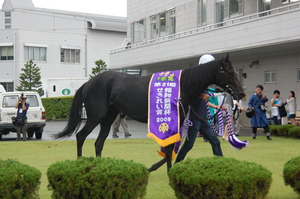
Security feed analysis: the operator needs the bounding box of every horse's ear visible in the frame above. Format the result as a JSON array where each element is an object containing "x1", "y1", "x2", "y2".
[{"x1": 225, "y1": 53, "x2": 229, "y2": 62}]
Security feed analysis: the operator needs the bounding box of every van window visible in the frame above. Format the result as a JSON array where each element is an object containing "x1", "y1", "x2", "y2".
[
  {"x1": 2, "y1": 95, "x2": 39, "y2": 108},
  {"x1": 26, "y1": 95, "x2": 39, "y2": 107}
]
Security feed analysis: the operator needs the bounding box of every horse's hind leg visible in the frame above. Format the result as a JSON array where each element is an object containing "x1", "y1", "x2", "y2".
[
  {"x1": 76, "y1": 120, "x2": 99, "y2": 157},
  {"x1": 95, "y1": 108, "x2": 119, "y2": 157},
  {"x1": 148, "y1": 143, "x2": 174, "y2": 172}
]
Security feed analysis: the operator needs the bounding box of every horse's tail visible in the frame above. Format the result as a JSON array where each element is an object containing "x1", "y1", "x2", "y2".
[{"x1": 55, "y1": 83, "x2": 86, "y2": 138}]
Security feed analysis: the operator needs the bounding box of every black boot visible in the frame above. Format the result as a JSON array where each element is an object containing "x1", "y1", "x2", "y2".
[{"x1": 266, "y1": 132, "x2": 272, "y2": 140}]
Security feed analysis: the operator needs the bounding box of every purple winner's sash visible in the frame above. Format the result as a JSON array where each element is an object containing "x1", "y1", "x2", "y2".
[{"x1": 147, "y1": 70, "x2": 182, "y2": 148}]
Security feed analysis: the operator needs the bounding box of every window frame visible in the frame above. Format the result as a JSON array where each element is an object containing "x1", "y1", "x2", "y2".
[
  {"x1": 197, "y1": 0, "x2": 207, "y2": 26},
  {"x1": 132, "y1": 18, "x2": 146, "y2": 43},
  {"x1": 24, "y1": 46, "x2": 47, "y2": 62},
  {"x1": 60, "y1": 48, "x2": 80, "y2": 64},
  {"x1": 264, "y1": 71, "x2": 276, "y2": 84},
  {"x1": 0, "y1": 46, "x2": 14, "y2": 60},
  {"x1": 297, "y1": 68, "x2": 300, "y2": 82},
  {"x1": 282, "y1": 0, "x2": 300, "y2": 4},
  {"x1": 4, "y1": 12, "x2": 11, "y2": 29}
]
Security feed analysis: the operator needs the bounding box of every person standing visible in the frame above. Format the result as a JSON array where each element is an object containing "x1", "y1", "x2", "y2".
[
  {"x1": 271, "y1": 90, "x2": 284, "y2": 125},
  {"x1": 175, "y1": 54, "x2": 224, "y2": 163},
  {"x1": 248, "y1": 85, "x2": 272, "y2": 140},
  {"x1": 232, "y1": 98, "x2": 245, "y2": 136},
  {"x1": 14, "y1": 94, "x2": 29, "y2": 141},
  {"x1": 112, "y1": 111, "x2": 131, "y2": 138},
  {"x1": 286, "y1": 91, "x2": 297, "y2": 126}
]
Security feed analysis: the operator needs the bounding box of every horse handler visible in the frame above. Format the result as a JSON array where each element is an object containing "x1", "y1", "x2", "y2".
[{"x1": 175, "y1": 54, "x2": 225, "y2": 163}]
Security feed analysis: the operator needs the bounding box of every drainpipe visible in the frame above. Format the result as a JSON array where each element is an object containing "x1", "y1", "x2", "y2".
[
  {"x1": 13, "y1": 31, "x2": 16, "y2": 91},
  {"x1": 85, "y1": 35, "x2": 87, "y2": 77}
]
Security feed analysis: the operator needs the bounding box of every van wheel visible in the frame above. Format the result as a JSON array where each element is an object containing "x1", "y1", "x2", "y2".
[
  {"x1": 35, "y1": 128, "x2": 43, "y2": 139},
  {"x1": 28, "y1": 129, "x2": 34, "y2": 137}
]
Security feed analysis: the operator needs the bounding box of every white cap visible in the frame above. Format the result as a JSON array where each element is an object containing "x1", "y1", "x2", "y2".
[{"x1": 198, "y1": 54, "x2": 215, "y2": 64}]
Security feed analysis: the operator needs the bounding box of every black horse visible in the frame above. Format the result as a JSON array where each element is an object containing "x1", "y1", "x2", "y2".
[{"x1": 55, "y1": 54, "x2": 245, "y2": 172}]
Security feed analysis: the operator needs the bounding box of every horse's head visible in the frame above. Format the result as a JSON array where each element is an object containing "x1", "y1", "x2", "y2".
[{"x1": 215, "y1": 54, "x2": 245, "y2": 100}]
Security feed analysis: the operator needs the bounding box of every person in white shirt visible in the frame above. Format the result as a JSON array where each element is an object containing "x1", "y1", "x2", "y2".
[
  {"x1": 286, "y1": 91, "x2": 297, "y2": 126},
  {"x1": 271, "y1": 90, "x2": 284, "y2": 125},
  {"x1": 232, "y1": 99, "x2": 245, "y2": 136}
]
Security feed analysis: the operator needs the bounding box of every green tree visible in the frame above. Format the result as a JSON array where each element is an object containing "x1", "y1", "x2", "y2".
[
  {"x1": 89, "y1": 59, "x2": 107, "y2": 78},
  {"x1": 16, "y1": 60, "x2": 42, "y2": 93}
]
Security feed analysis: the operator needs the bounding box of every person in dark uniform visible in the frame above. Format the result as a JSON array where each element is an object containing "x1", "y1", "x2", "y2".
[
  {"x1": 14, "y1": 94, "x2": 29, "y2": 141},
  {"x1": 248, "y1": 85, "x2": 272, "y2": 140}
]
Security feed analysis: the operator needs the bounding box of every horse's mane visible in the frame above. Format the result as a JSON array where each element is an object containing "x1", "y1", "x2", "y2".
[{"x1": 181, "y1": 60, "x2": 219, "y2": 94}]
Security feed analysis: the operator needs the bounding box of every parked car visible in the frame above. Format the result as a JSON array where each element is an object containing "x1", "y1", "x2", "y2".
[{"x1": 0, "y1": 91, "x2": 46, "y2": 140}]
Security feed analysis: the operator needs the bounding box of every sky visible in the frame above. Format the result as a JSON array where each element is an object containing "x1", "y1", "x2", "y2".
[{"x1": 0, "y1": 0, "x2": 127, "y2": 17}]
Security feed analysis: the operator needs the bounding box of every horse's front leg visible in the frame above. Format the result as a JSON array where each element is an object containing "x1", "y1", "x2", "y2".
[
  {"x1": 164, "y1": 144, "x2": 174, "y2": 172},
  {"x1": 147, "y1": 144, "x2": 175, "y2": 172},
  {"x1": 147, "y1": 158, "x2": 167, "y2": 172}
]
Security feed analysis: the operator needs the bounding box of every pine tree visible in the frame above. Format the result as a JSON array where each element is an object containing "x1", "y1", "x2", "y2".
[
  {"x1": 16, "y1": 60, "x2": 42, "y2": 93},
  {"x1": 89, "y1": 59, "x2": 107, "y2": 79}
]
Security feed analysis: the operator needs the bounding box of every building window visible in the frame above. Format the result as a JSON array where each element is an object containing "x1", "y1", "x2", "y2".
[
  {"x1": 60, "y1": 49, "x2": 80, "y2": 64},
  {"x1": 5, "y1": 12, "x2": 11, "y2": 29},
  {"x1": 282, "y1": 0, "x2": 300, "y2": 4},
  {"x1": 0, "y1": 46, "x2": 13, "y2": 60},
  {"x1": 159, "y1": 12, "x2": 167, "y2": 36},
  {"x1": 155, "y1": 9, "x2": 176, "y2": 38},
  {"x1": 258, "y1": 0, "x2": 271, "y2": 16},
  {"x1": 216, "y1": 1, "x2": 225, "y2": 26},
  {"x1": 150, "y1": 16, "x2": 158, "y2": 39},
  {"x1": 264, "y1": 71, "x2": 276, "y2": 83},
  {"x1": 297, "y1": 68, "x2": 300, "y2": 81},
  {"x1": 0, "y1": 82, "x2": 13, "y2": 92},
  {"x1": 197, "y1": 0, "x2": 207, "y2": 26},
  {"x1": 24, "y1": 46, "x2": 47, "y2": 61},
  {"x1": 230, "y1": 0, "x2": 239, "y2": 15},
  {"x1": 169, "y1": 9, "x2": 176, "y2": 35},
  {"x1": 132, "y1": 19, "x2": 146, "y2": 43}
]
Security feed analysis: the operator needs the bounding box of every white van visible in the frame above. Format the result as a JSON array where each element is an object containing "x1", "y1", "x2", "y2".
[{"x1": 0, "y1": 91, "x2": 46, "y2": 140}]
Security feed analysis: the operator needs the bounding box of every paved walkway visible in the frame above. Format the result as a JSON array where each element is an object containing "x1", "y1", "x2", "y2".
[{"x1": 111, "y1": 119, "x2": 267, "y2": 139}]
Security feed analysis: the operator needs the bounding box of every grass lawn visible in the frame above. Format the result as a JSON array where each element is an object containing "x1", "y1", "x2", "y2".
[{"x1": 0, "y1": 136, "x2": 299, "y2": 199}]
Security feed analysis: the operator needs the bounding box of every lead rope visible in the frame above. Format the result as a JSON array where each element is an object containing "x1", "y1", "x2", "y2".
[
  {"x1": 207, "y1": 93, "x2": 225, "y2": 137},
  {"x1": 207, "y1": 93, "x2": 248, "y2": 150},
  {"x1": 176, "y1": 98, "x2": 192, "y2": 140}
]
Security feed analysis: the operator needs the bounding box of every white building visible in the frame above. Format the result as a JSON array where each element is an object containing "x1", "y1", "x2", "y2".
[
  {"x1": 110, "y1": 0, "x2": 300, "y2": 116},
  {"x1": 0, "y1": 0, "x2": 126, "y2": 91}
]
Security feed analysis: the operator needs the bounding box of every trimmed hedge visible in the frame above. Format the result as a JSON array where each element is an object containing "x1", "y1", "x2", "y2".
[
  {"x1": 283, "y1": 156, "x2": 300, "y2": 195},
  {"x1": 268, "y1": 125, "x2": 300, "y2": 138},
  {"x1": 0, "y1": 159, "x2": 41, "y2": 199},
  {"x1": 288, "y1": 127, "x2": 300, "y2": 138},
  {"x1": 41, "y1": 97, "x2": 73, "y2": 120},
  {"x1": 47, "y1": 157, "x2": 149, "y2": 199},
  {"x1": 276, "y1": 124, "x2": 295, "y2": 136},
  {"x1": 169, "y1": 157, "x2": 272, "y2": 199}
]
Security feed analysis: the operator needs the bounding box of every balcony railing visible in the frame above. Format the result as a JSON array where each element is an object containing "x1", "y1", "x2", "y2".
[{"x1": 111, "y1": 2, "x2": 300, "y2": 53}]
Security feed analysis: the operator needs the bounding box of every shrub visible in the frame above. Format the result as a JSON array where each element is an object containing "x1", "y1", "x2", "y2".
[
  {"x1": 0, "y1": 159, "x2": 41, "y2": 199},
  {"x1": 47, "y1": 157, "x2": 149, "y2": 199},
  {"x1": 42, "y1": 97, "x2": 73, "y2": 120},
  {"x1": 276, "y1": 124, "x2": 295, "y2": 136},
  {"x1": 283, "y1": 156, "x2": 300, "y2": 195},
  {"x1": 288, "y1": 127, "x2": 300, "y2": 138},
  {"x1": 169, "y1": 157, "x2": 272, "y2": 199},
  {"x1": 268, "y1": 125, "x2": 278, "y2": 136}
]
